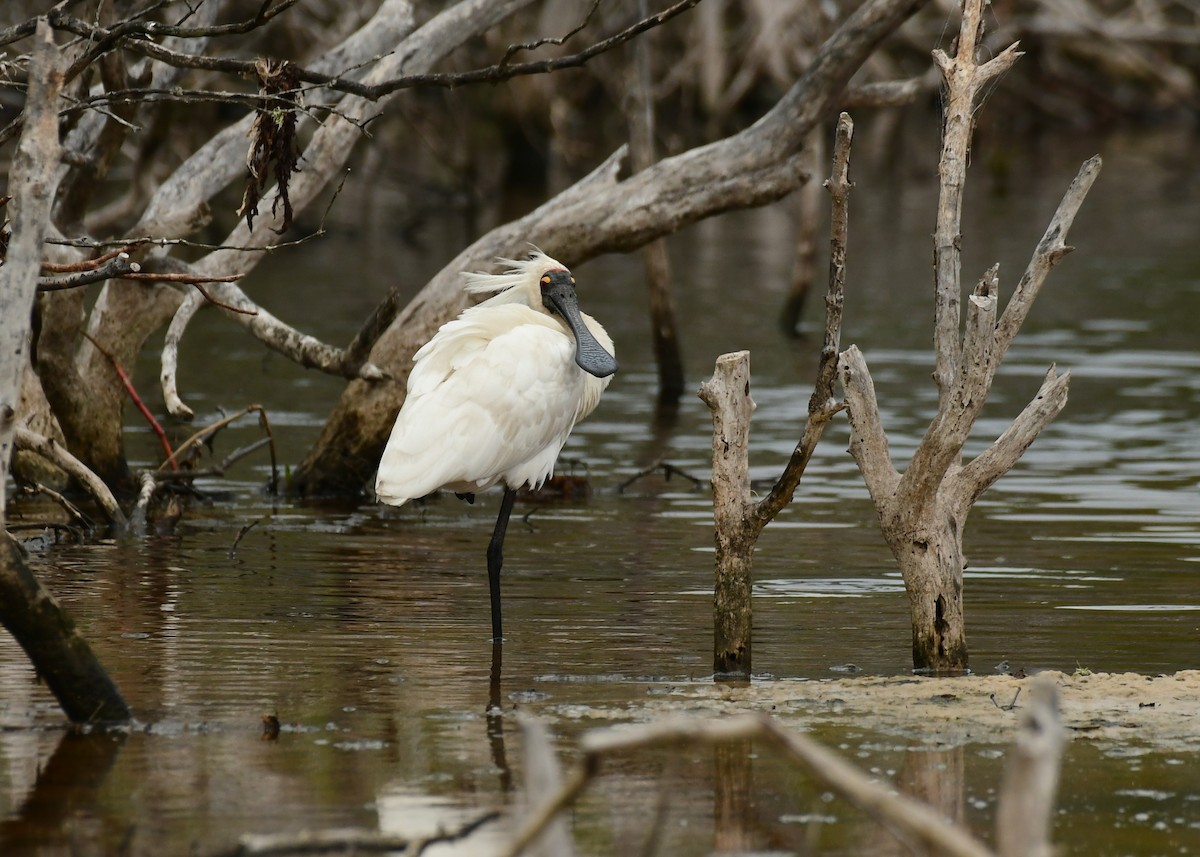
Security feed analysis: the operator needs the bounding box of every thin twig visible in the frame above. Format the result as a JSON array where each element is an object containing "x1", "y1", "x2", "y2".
[
  {"x1": 21, "y1": 482, "x2": 93, "y2": 529},
  {"x1": 751, "y1": 111, "x2": 854, "y2": 528},
  {"x1": 39, "y1": 246, "x2": 131, "y2": 273},
  {"x1": 39, "y1": 0, "x2": 700, "y2": 103},
  {"x1": 36, "y1": 254, "x2": 140, "y2": 290},
  {"x1": 229, "y1": 517, "x2": 262, "y2": 555},
  {"x1": 501, "y1": 0, "x2": 602, "y2": 64},
  {"x1": 13, "y1": 427, "x2": 128, "y2": 532}
]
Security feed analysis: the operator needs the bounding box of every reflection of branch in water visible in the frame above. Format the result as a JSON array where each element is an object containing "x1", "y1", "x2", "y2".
[
  {"x1": 488, "y1": 640, "x2": 513, "y2": 793},
  {"x1": 617, "y1": 459, "x2": 706, "y2": 493},
  {"x1": 0, "y1": 731, "x2": 125, "y2": 851},
  {"x1": 501, "y1": 714, "x2": 997, "y2": 857},
  {"x1": 218, "y1": 811, "x2": 499, "y2": 856}
]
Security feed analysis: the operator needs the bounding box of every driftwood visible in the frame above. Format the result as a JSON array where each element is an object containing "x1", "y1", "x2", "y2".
[
  {"x1": 697, "y1": 113, "x2": 853, "y2": 679},
  {"x1": 294, "y1": 0, "x2": 929, "y2": 496},
  {"x1": 837, "y1": 0, "x2": 1099, "y2": 672},
  {"x1": 0, "y1": 20, "x2": 130, "y2": 725}
]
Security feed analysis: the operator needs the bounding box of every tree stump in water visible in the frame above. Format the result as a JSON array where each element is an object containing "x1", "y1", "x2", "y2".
[{"x1": 699, "y1": 351, "x2": 756, "y2": 678}]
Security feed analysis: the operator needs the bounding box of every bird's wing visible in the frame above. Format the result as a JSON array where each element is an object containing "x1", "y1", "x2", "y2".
[{"x1": 376, "y1": 308, "x2": 585, "y2": 505}]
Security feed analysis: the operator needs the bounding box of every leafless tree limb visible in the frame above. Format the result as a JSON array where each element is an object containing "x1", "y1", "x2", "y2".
[
  {"x1": 36, "y1": 253, "x2": 140, "y2": 290},
  {"x1": 14, "y1": 427, "x2": 128, "y2": 534}
]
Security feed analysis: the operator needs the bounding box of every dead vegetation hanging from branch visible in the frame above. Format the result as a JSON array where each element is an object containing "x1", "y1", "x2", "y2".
[{"x1": 238, "y1": 60, "x2": 302, "y2": 234}]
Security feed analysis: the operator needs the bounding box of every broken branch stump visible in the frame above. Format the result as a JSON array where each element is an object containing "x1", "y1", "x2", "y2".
[{"x1": 698, "y1": 351, "x2": 755, "y2": 678}]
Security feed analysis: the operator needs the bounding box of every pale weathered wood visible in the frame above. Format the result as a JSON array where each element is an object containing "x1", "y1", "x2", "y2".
[
  {"x1": 996, "y1": 678, "x2": 1064, "y2": 857},
  {"x1": 0, "y1": 19, "x2": 131, "y2": 725},
  {"x1": 13, "y1": 428, "x2": 128, "y2": 532},
  {"x1": 518, "y1": 717, "x2": 575, "y2": 857},
  {"x1": 837, "y1": 0, "x2": 1098, "y2": 673},
  {"x1": 931, "y1": 6, "x2": 1022, "y2": 408},
  {"x1": 696, "y1": 114, "x2": 857, "y2": 678},
  {"x1": 698, "y1": 351, "x2": 755, "y2": 676},
  {"x1": 159, "y1": 0, "x2": 526, "y2": 420},
  {"x1": 0, "y1": 21, "x2": 64, "y2": 512}
]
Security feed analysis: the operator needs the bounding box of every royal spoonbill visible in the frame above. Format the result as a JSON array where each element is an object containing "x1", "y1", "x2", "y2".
[{"x1": 375, "y1": 251, "x2": 617, "y2": 642}]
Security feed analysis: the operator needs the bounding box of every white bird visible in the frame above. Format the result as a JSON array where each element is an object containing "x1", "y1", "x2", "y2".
[{"x1": 376, "y1": 250, "x2": 617, "y2": 642}]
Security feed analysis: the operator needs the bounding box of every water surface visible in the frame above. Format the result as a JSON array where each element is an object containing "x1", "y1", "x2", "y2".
[{"x1": 2, "y1": 128, "x2": 1198, "y2": 855}]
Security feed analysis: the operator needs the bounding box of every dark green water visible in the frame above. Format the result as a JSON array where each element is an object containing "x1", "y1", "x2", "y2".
[{"x1": 2, "y1": 127, "x2": 1198, "y2": 855}]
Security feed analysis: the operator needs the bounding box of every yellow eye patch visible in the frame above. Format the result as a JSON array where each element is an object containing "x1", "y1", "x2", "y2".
[{"x1": 541, "y1": 276, "x2": 551, "y2": 284}]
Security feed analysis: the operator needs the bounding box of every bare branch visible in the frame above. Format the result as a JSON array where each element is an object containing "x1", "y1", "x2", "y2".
[
  {"x1": 37, "y1": 254, "x2": 140, "y2": 290},
  {"x1": 39, "y1": 246, "x2": 131, "y2": 273},
  {"x1": 128, "y1": 470, "x2": 158, "y2": 537},
  {"x1": 900, "y1": 265, "x2": 999, "y2": 501},
  {"x1": 752, "y1": 112, "x2": 854, "y2": 527},
  {"x1": 133, "y1": 0, "x2": 419, "y2": 240},
  {"x1": 159, "y1": 281, "x2": 385, "y2": 421},
  {"x1": 837, "y1": 345, "x2": 900, "y2": 501},
  {"x1": 501, "y1": 0, "x2": 601, "y2": 63},
  {"x1": 954, "y1": 366, "x2": 1071, "y2": 510},
  {"x1": 989, "y1": 156, "x2": 1102, "y2": 383},
  {"x1": 36, "y1": 0, "x2": 697, "y2": 111},
  {"x1": 14, "y1": 428, "x2": 128, "y2": 532},
  {"x1": 931, "y1": 3, "x2": 1022, "y2": 406}
]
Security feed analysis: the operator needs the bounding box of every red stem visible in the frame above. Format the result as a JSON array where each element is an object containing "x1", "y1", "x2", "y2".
[{"x1": 84, "y1": 333, "x2": 178, "y2": 470}]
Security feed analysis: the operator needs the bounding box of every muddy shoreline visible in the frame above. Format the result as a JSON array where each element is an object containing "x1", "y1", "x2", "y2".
[{"x1": 537, "y1": 671, "x2": 1200, "y2": 750}]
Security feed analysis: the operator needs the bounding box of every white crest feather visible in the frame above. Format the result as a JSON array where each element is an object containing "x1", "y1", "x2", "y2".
[{"x1": 463, "y1": 249, "x2": 569, "y2": 296}]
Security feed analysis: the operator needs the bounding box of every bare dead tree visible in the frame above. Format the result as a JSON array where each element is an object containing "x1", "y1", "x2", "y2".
[
  {"x1": 837, "y1": 0, "x2": 1100, "y2": 672},
  {"x1": 698, "y1": 113, "x2": 853, "y2": 679}
]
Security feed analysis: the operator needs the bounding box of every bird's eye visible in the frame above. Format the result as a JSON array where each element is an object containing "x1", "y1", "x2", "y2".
[
  {"x1": 541, "y1": 276, "x2": 551, "y2": 285},
  {"x1": 570, "y1": 277, "x2": 576, "y2": 284}
]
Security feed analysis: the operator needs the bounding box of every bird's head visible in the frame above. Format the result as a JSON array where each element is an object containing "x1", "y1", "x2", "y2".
[{"x1": 465, "y1": 251, "x2": 618, "y2": 379}]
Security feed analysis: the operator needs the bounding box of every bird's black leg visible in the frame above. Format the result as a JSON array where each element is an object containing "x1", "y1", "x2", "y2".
[{"x1": 486, "y1": 487, "x2": 518, "y2": 643}]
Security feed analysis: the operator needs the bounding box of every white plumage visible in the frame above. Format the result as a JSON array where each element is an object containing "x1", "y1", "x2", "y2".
[
  {"x1": 375, "y1": 251, "x2": 615, "y2": 506},
  {"x1": 374, "y1": 250, "x2": 617, "y2": 642}
]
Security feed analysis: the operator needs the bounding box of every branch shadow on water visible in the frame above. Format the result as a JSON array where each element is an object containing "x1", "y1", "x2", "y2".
[{"x1": 0, "y1": 729, "x2": 126, "y2": 853}]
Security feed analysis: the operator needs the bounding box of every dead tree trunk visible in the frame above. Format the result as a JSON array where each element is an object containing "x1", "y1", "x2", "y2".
[
  {"x1": 0, "y1": 20, "x2": 130, "y2": 725},
  {"x1": 837, "y1": 0, "x2": 1100, "y2": 673},
  {"x1": 697, "y1": 114, "x2": 854, "y2": 680},
  {"x1": 699, "y1": 352, "x2": 756, "y2": 676}
]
